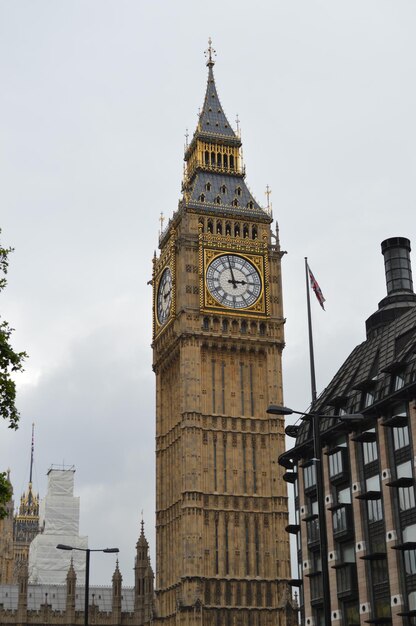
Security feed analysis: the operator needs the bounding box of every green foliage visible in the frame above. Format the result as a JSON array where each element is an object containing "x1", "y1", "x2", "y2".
[
  {"x1": 0, "y1": 230, "x2": 27, "y2": 430},
  {"x1": 0, "y1": 472, "x2": 12, "y2": 519}
]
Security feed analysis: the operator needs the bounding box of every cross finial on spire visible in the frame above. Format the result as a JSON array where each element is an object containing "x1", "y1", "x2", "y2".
[
  {"x1": 159, "y1": 212, "x2": 165, "y2": 236},
  {"x1": 236, "y1": 114, "x2": 240, "y2": 136},
  {"x1": 265, "y1": 185, "x2": 272, "y2": 214},
  {"x1": 205, "y1": 37, "x2": 216, "y2": 67}
]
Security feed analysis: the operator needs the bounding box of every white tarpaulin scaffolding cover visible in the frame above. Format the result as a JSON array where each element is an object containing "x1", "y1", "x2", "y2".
[{"x1": 28, "y1": 467, "x2": 88, "y2": 584}]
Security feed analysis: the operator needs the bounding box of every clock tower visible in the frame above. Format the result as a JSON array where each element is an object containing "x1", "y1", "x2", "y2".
[{"x1": 152, "y1": 43, "x2": 292, "y2": 626}]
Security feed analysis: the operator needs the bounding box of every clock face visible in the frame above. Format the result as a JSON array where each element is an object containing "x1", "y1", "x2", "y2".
[
  {"x1": 157, "y1": 267, "x2": 173, "y2": 325},
  {"x1": 206, "y1": 254, "x2": 262, "y2": 309}
]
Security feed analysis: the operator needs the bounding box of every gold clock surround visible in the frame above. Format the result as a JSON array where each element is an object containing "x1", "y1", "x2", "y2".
[
  {"x1": 199, "y1": 232, "x2": 270, "y2": 317},
  {"x1": 153, "y1": 231, "x2": 176, "y2": 337}
]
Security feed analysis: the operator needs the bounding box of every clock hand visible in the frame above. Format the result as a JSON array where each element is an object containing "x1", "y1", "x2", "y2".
[
  {"x1": 228, "y1": 280, "x2": 246, "y2": 286},
  {"x1": 227, "y1": 256, "x2": 237, "y2": 288},
  {"x1": 163, "y1": 289, "x2": 172, "y2": 300}
]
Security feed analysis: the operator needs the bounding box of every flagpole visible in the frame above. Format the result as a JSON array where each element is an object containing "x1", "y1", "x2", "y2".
[
  {"x1": 305, "y1": 257, "x2": 317, "y2": 404},
  {"x1": 305, "y1": 257, "x2": 331, "y2": 626}
]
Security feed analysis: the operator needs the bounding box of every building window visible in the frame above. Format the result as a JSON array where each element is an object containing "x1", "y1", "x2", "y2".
[
  {"x1": 394, "y1": 374, "x2": 405, "y2": 390},
  {"x1": 363, "y1": 391, "x2": 374, "y2": 407},
  {"x1": 371, "y1": 558, "x2": 388, "y2": 585},
  {"x1": 403, "y1": 525, "x2": 416, "y2": 575},
  {"x1": 303, "y1": 463, "x2": 316, "y2": 490},
  {"x1": 409, "y1": 591, "x2": 416, "y2": 611},
  {"x1": 397, "y1": 460, "x2": 415, "y2": 511},
  {"x1": 363, "y1": 430, "x2": 378, "y2": 465},
  {"x1": 329, "y1": 450, "x2": 344, "y2": 479},
  {"x1": 366, "y1": 475, "x2": 382, "y2": 522},
  {"x1": 393, "y1": 424, "x2": 410, "y2": 450}
]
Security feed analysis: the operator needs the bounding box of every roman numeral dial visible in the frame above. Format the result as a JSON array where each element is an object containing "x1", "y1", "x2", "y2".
[
  {"x1": 157, "y1": 267, "x2": 173, "y2": 325},
  {"x1": 206, "y1": 254, "x2": 262, "y2": 309}
]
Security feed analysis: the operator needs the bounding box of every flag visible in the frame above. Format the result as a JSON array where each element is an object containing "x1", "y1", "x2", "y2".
[{"x1": 308, "y1": 265, "x2": 326, "y2": 310}]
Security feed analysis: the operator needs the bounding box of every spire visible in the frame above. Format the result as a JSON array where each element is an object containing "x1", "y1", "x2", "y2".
[
  {"x1": 137, "y1": 517, "x2": 149, "y2": 549},
  {"x1": 16, "y1": 425, "x2": 39, "y2": 517},
  {"x1": 180, "y1": 43, "x2": 269, "y2": 222},
  {"x1": 112, "y1": 559, "x2": 122, "y2": 583},
  {"x1": 205, "y1": 37, "x2": 216, "y2": 68},
  {"x1": 29, "y1": 423, "x2": 34, "y2": 485},
  {"x1": 196, "y1": 41, "x2": 237, "y2": 140}
]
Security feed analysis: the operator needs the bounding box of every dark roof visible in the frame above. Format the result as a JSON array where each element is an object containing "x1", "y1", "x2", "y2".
[
  {"x1": 196, "y1": 65, "x2": 237, "y2": 140},
  {"x1": 182, "y1": 62, "x2": 270, "y2": 222},
  {"x1": 288, "y1": 306, "x2": 416, "y2": 456},
  {"x1": 186, "y1": 171, "x2": 269, "y2": 220}
]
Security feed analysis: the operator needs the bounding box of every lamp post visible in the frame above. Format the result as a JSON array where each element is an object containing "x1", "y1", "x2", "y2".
[
  {"x1": 267, "y1": 404, "x2": 363, "y2": 626},
  {"x1": 56, "y1": 544, "x2": 119, "y2": 626}
]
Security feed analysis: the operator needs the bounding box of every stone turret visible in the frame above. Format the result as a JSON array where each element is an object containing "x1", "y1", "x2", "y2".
[
  {"x1": 65, "y1": 558, "x2": 76, "y2": 624},
  {"x1": 16, "y1": 562, "x2": 28, "y2": 626},
  {"x1": 112, "y1": 559, "x2": 122, "y2": 623},
  {"x1": 134, "y1": 520, "x2": 154, "y2": 623}
]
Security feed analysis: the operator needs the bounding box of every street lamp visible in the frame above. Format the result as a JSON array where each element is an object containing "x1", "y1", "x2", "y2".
[
  {"x1": 56, "y1": 544, "x2": 119, "y2": 626},
  {"x1": 267, "y1": 404, "x2": 364, "y2": 626}
]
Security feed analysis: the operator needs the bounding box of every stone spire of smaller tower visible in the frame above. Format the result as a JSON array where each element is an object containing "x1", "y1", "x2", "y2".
[
  {"x1": 66, "y1": 558, "x2": 76, "y2": 619},
  {"x1": 134, "y1": 518, "x2": 154, "y2": 623},
  {"x1": 112, "y1": 559, "x2": 122, "y2": 620}
]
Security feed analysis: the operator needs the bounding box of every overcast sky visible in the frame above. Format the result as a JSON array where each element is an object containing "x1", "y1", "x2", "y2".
[{"x1": 1, "y1": 1, "x2": 416, "y2": 586}]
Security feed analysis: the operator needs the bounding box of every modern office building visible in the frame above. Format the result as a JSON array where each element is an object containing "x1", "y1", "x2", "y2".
[{"x1": 280, "y1": 237, "x2": 416, "y2": 626}]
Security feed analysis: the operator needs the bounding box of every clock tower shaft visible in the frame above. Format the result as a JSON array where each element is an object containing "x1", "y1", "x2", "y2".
[{"x1": 152, "y1": 47, "x2": 293, "y2": 626}]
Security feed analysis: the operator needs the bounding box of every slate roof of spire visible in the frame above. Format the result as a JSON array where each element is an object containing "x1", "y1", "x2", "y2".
[
  {"x1": 182, "y1": 51, "x2": 270, "y2": 222},
  {"x1": 196, "y1": 64, "x2": 238, "y2": 140}
]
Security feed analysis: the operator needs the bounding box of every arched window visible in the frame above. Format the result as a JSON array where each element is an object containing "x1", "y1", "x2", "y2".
[
  {"x1": 205, "y1": 182, "x2": 211, "y2": 191},
  {"x1": 215, "y1": 196, "x2": 221, "y2": 205},
  {"x1": 217, "y1": 153, "x2": 222, "y2": 167},
  {"x1": 259, "y1": 323, "x2": 266, "y2": 336},
  {"x1": 221, "y1": 185, "x2": 227, "y2": 194},
  {"x1": 222, "y1": 319, "x2": 229, "y2": 332},
  {"x1": 203, "y1": 317, "x2": 210, "y2": 331},
  {"x1": 243, "y1": 224, "x2": 249, "y2": 238},
  {"x1": 211, "y1": 152, "x2": 215, "y2": 166},
  {"x1": 223, "y1": 154, "x2": 228, "y2": 168},
  {"x1": 204, "y1": 151, "x2": 209, "y2": 165},
  {"x1": 198, "y1": 218, "x2": 204, "y2": 232},
  {"x1": 247, "y1": 200, "x2": 254, "y2": 209},
  {"x1": 199, "y1": 193, "x2": 205, "y2": 202},
  {"x1": 234, "y1": 224, "x2": 240, "y2": 237},
  {"x1": 207, "y1": 219, "x2": 213, "y2": 233},
  {"x1": 236, "y1": 187, "x2": 242, "y2": 196},
  {"x1": 241, "y1": 321, "x2": 247, "y2": 334},
  {"x1": 225, "y1": 222, "x2": 231, "y2": 236},
  {"x1": 252, "y1": 226, "x2": 258, "y2": 240},
  {"x1": 229, "y1": 155, "x2": 234, "y2": 169},
  {"x1": 216, "y1": 221, "x2": 222, "y2": 234}
]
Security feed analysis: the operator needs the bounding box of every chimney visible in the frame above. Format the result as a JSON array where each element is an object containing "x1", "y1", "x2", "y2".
[{"x1": 366, "y1": 237, "x2": 416, "y2": 339}]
